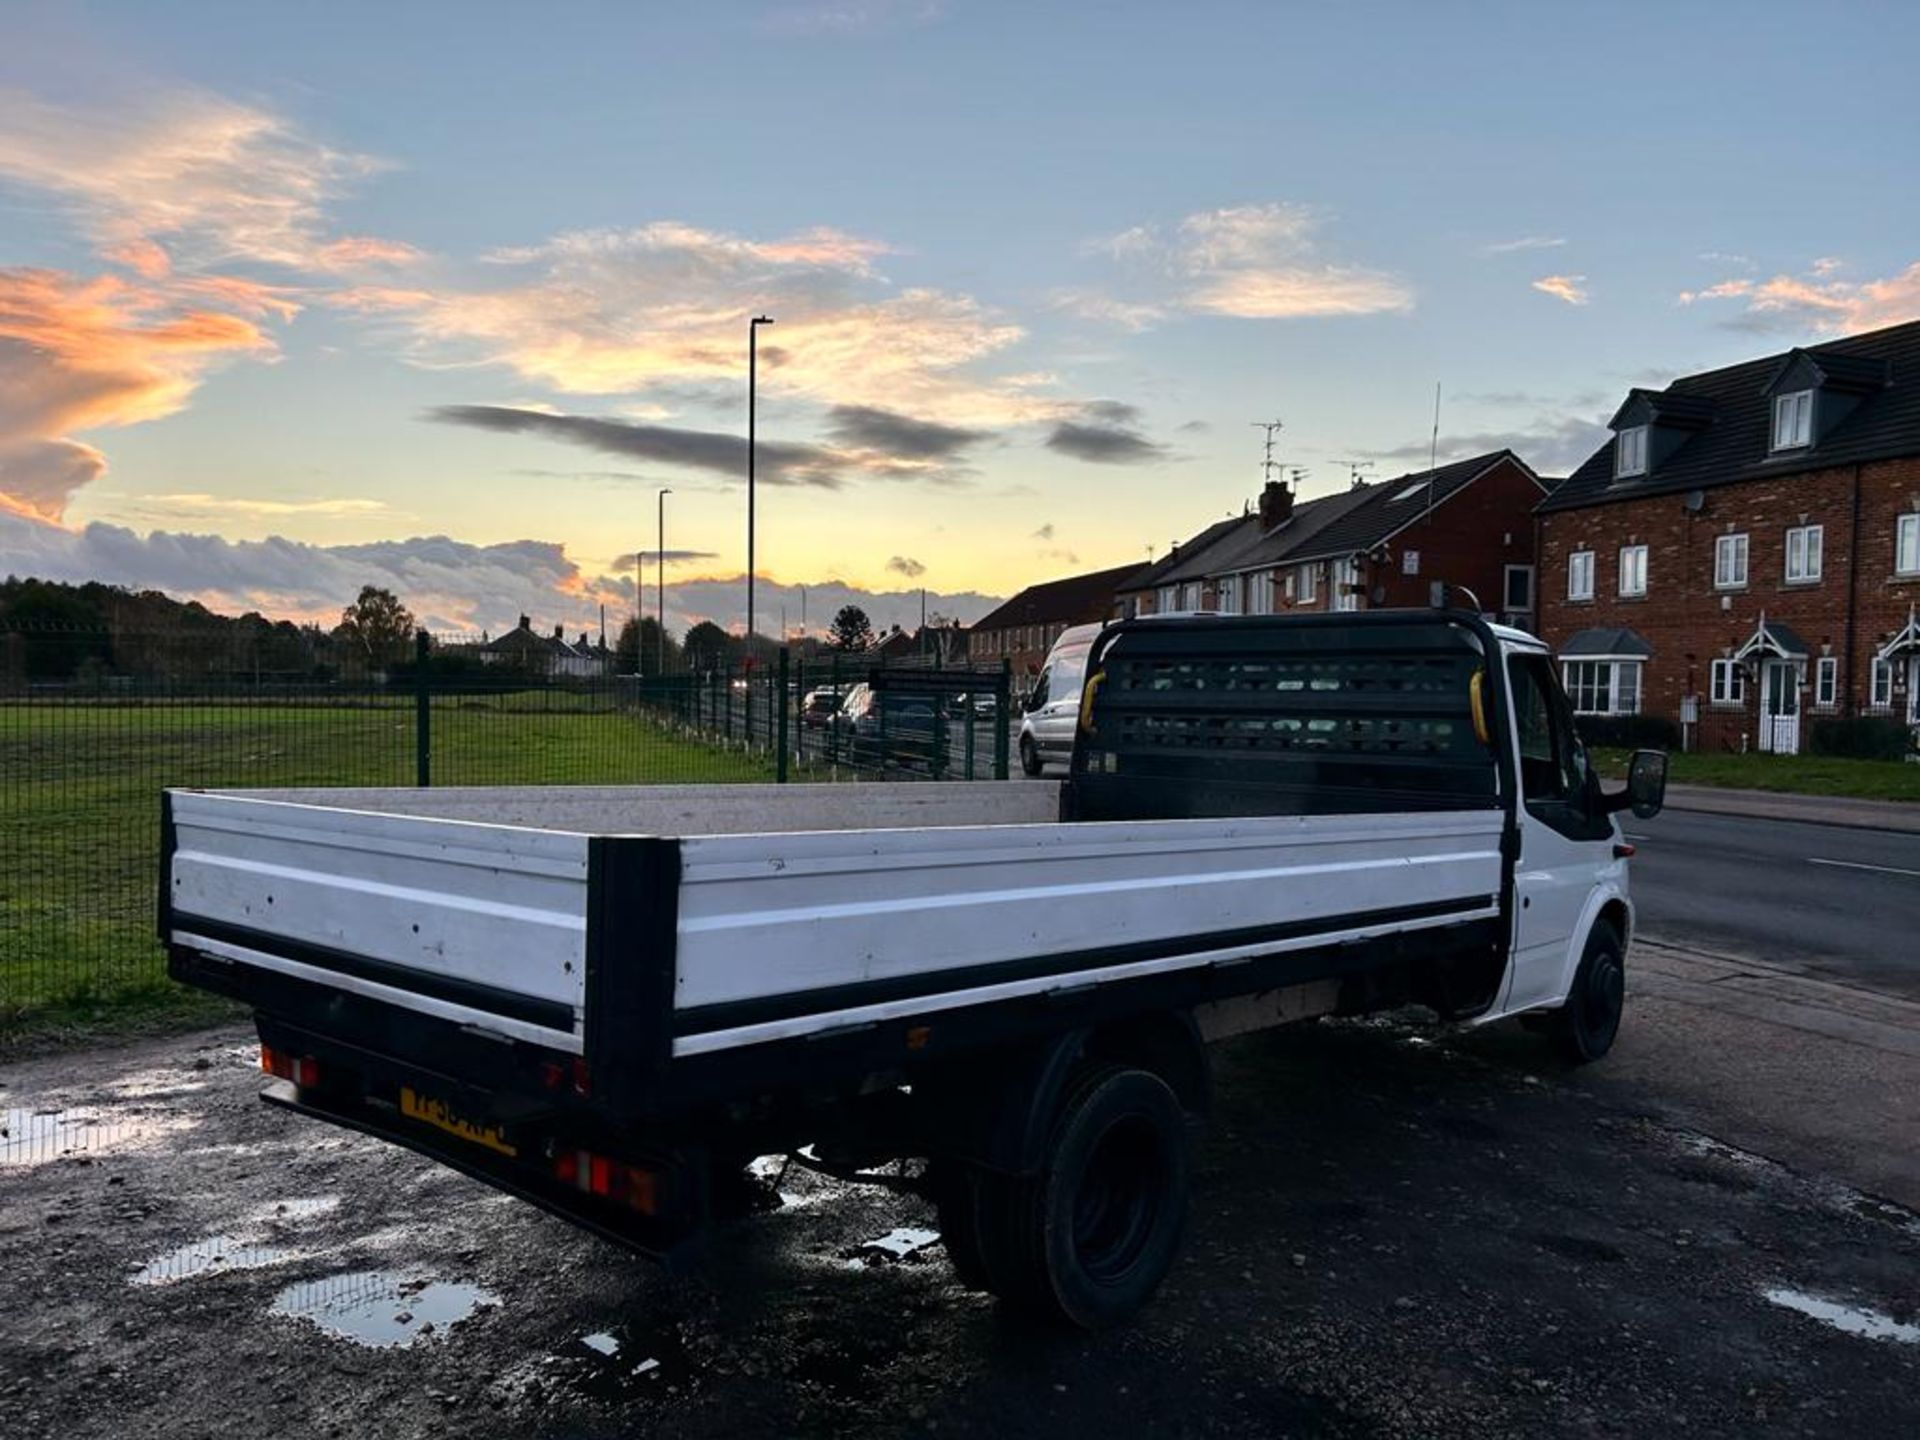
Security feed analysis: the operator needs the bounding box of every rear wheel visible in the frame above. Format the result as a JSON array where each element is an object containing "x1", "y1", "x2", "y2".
[
  {"x1": 1550, "y1": 923, "x2": 1625, "y2": 1063},
  {"x1": 1019, "y1": 735, "x2": 1043, "y2": 777},
  {"x1": 968, "y1": 1066, "x2": 1190, "y2": 1329}
]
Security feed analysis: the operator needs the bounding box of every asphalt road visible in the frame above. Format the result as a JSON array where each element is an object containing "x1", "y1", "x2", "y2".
[{"x1": 1624, "y1": 807, "x2": 1920, "y2": 1001}]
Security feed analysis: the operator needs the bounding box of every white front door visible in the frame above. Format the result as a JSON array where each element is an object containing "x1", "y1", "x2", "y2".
[{"x1": 1760, "y1": 660, "x2": 1801, "y2": 755}]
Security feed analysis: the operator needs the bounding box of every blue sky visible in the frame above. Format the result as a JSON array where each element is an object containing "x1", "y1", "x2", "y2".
[{"x1": 4, "y1": 0, "x2": 1917, "y2": 632}]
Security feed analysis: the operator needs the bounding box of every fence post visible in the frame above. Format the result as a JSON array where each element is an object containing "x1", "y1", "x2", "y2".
[
  {"x1": 994, "y1": 658, "x2": 1011, "y2": 780},
  {"x1": 793, "y1": 654, "x2": 807, "y2": 767},
  {"x1": 776, "y1": 648, "x2": 791, "y2": 782},
  {"x1": 414, "y1": 628, "x2": 432, "y2": 787},
  {"x1": 828, "y1": 651, "x2": 841, "y2": 766}
]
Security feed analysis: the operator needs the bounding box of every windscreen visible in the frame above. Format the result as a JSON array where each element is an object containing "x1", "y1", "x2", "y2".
[{"x1": 1066, "y1": 616, "x2": 1500, "y2": 821}]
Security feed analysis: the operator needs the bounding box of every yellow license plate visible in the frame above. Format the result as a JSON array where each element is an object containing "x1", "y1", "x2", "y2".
[{"x1": 399, "y1": 1086, "x2": 518, "y2": 1158}]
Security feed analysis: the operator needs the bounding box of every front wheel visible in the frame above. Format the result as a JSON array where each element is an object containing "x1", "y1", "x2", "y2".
[
  {"x1": 968, "y1": 1066, "x2": 1191, "y2": 1329},
  {"x1": 1019, "y1": 735, "x2": 1043, "y2": 777},
  {"x1": 1549, "y1": 923, "x2": 1625, "y2": 1063}
]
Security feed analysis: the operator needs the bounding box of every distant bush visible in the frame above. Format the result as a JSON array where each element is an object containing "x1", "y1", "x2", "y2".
[
  {"x1": 1808, "y1": 716, "x2": 1913, "y2": 762},
  {"x1": 1575, "y1": 714, "x2": 1682, "y2": 751}
]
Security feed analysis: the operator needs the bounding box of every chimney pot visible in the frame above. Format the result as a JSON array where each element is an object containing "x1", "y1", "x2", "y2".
[{"x1": 518, "y1": 614, "x2": 531, "y2": 631}]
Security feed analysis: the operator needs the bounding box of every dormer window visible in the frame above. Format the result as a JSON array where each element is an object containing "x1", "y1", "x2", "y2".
[
  {"x1": 1773, "y1": 390, "x2": 1813, "y2": 450},
  {"x1": 1614, "y1": 425, "x2": 1648, "y2": 478}
]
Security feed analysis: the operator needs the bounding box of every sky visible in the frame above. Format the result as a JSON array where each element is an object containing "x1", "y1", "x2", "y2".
[{"x1": 4, "y1": 0, "x2": 1919, "y2": 636}]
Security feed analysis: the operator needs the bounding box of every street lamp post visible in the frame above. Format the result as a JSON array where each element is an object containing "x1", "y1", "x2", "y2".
[
  {"x1": 656, "y1": 487, "x2": 672, "y2": 675},
  {"x1": 747, "y1": 314, "x2": 775, "y2": 647}
]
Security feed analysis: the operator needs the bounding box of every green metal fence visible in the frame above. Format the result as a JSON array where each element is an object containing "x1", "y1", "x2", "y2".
[{"x1": 0, "y1": 624, "x2": 1014, "y2": 1036}]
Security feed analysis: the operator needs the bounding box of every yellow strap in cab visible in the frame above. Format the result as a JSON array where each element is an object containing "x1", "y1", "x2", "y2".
[
  {"x1": 1469, "y1": 667, "x2": 1491, "y2": 745},
  {"x1": 1079, "y1": 669, "x2": 1105, "y2": 733}
]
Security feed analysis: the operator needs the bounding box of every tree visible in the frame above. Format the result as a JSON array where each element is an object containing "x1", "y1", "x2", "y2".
[
  {"x1": 681, "y1": 620, "x2": 733, "y2": 671},
  {"x1": 615, "y1": 615, "x2": 681, "y2": 676},
  {"x1": 828, "y1": 604, "x2": 874, "y2": 652},
  {"x1": 334, "y1": 586, "x2": 415, "y2": 663}
]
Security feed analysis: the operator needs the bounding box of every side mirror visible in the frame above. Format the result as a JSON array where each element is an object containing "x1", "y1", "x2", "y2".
[{"x1": 1608, "y1": 748, "x2": 1668, "y2": 819}]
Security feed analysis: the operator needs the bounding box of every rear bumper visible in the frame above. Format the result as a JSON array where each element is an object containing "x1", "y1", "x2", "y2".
[{"x1": 250, "y1": 1013, "x2": 707, "y2": 1265}]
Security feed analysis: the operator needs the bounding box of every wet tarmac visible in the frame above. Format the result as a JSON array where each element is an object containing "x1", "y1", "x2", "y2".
[{"x1": 1, "y1": 1005, "x2": 1916, "y2": 1439}]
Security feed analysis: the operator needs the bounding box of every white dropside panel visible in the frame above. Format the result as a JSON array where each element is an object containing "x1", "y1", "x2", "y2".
[
  {"x1": 167, "y1": 792, "x2": 590, "y2": 1046},
  {"x1": 673, "y1": 810, "x2": 1504, "y2": 1029}
]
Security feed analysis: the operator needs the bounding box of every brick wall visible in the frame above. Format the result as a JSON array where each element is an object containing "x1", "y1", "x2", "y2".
[
  {"x1": 1364, "y1": 456, "x2": 1544, "y2": 615},
  {"x1": 1536, "y1": 456, "x2": 1920, "y2": 750}
]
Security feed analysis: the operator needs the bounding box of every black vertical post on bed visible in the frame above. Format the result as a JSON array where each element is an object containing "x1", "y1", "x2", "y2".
[{"x1": 583, "y1": 835, "x2": 682, "y2": 1115}]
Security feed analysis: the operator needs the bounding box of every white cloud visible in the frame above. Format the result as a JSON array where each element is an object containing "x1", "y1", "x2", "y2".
[
  {"x1": 1483, "y1": 235, "x2": 1566, "y2": 255},
  {"x1": 0, "y1": 507, "x2": 1003, "y2": 637},
  {"x1": 1086, "y1": 202, "x2": 1412, "y2": 321}
]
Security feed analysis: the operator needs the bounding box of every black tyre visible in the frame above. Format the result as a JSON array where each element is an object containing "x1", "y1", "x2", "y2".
[
  {"x1": 971, "y1": 1066, "x2": 1191, "y2": 1329},
  {"x1": 1019, "y1": 735, "x2": 1043, "y2": 777},
  {"x1": 1550, "y1": 923, "x2": 1626, "y2": 1064}
]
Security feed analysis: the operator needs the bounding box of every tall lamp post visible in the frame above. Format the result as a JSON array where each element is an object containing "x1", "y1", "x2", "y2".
[
  {"x1": 747, "y1": 314, "x2": 774, "y2": 647},
  {"x1": 655, "y1": 486, "x2": 672, "y2": 675}
]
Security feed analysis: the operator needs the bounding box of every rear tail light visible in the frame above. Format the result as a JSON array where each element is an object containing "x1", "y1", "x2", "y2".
[
  {"x1": 260, "y1": 1045, "x2": 320, "y2": 1087},
  {"x1": 553, "y1": 1147, "x2": 659, "y2": 1215},
  {"x1": 538, "y1": 1058, "x2": 592, "y2": 1096}
]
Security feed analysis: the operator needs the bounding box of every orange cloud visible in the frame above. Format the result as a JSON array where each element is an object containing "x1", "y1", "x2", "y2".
[
  {"x1": 1530, "y1": 274, "x2": 1590, "y2": 306},
  {"x1": 0, "y1": 268, "x2": 275, "y2": 520},
  {"x1": 1679, "y1": 260, "x2": 1920, "y2": 334},
  {"x1": 105, "y1": 238, "x2": 173, "y2": 280}
]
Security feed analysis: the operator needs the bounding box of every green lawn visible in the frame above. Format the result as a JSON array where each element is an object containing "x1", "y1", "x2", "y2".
[
  {"x1": 1590, "y1": 747, "x2": 1920, "y2": 803},
  {"x1": 0, "y1": 697, "x2": 769, "y2": 1041}
]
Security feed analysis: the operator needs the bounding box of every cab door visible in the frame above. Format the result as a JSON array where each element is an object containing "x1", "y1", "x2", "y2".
[{"x1": 1503, "y1": 652, "x2": 1615, "y2": 1012}]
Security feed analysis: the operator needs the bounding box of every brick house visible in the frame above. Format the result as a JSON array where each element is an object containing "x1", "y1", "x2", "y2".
[
  {"x1": 1116, "y1": 451, "x2": 1548, "y2": 627},
  {"x1": 1535, "y1": 319, "x2": 1920, "y2": 756},
  {"x1": 967, "y1": 561, "x2": 1147, "y2": 683}
]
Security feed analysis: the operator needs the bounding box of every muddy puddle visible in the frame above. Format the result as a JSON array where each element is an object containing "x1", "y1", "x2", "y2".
[
  {"x1": 562, "y1": 1320, "x2": 698, "y2": 1399},
  {"x1": 0, "y1": 1104, "x2": 188, "y2": 1167},
  {"x1": 1763, "y1": 1287, "x2": 1920, "y2": 1344},
  {"x1": 129, "y1": 1196, "x2": 342, "y2": 1287},
  {"x1": 270, "y1": 1270, "x2": 499, "y2": 1348}
]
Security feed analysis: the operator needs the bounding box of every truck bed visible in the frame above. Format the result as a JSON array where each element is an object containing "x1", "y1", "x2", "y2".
[{"x1": 165, "y1": 781, "x2": 1504, "y2": 1093}]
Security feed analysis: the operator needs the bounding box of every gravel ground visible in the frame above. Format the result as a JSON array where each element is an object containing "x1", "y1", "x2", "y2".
[{"x1": 2, "y1": 1001, "x2": 1916, "y2": 1439}]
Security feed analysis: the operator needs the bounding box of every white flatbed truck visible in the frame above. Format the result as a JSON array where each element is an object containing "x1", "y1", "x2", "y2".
[{"x1": 164, "y1": 610, "x2": 1666, "y2": 1326}]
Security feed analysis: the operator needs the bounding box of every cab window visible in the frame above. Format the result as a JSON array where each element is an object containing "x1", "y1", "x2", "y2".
[
  {"x1": 1508, "y1": 653, "x2": 1606, "y2": 834},
  {"x1": 1027, "y1": 667, "x2": 1051, "y2": 710}
]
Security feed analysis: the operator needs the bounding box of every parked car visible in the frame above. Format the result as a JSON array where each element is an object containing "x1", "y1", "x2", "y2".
[
  {"x1": 800, "y1": 688, "x2": 844, "y2": 729},
  {"x1": 840, "y1": 682, "x2": 939, "y2": 767},
  {"x1": 1019, "y1": 623, "x2": 1101, "y2": 776}
]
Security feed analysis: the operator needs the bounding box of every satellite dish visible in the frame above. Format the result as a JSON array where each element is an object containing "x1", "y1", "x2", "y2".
[{"x1": 1683, "y1": 490, "x2": 1705, "y2": 512}]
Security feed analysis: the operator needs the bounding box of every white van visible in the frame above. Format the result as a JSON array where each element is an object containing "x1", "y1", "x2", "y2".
[{"x1": 1019, "y1": 623, "x2": 1102, "y2": 775}]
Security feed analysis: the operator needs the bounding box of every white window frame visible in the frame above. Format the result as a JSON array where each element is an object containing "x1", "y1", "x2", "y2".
[
  {"x1": 1784, "y1": 524, "x2": 1823, "y2": 584},
  {"x1": 1248, "y1": 570, "x2": 1273, "y2": 615},
  {"x1": 1331, "y1": 557, "x2": 1362, "y2": 612},
  {"x1": 1772, "y1": 389, "x2": 1813, "y2": 451},
  {"x1": 1899, "y1": 513, "x2": 1920, "y2": 576},
  {"x1": 1814, "y1": 656, "x2": 1838, "y2": 709},
  {"x1": 1714, "y1": 533, "x2": 1749, "y2": 589},
  {"x1": 1617, "y1": 544, "x2": 1648, "y2": 598},
  {"x1": 1615, "y1": 425, "x2": 1648, "y2": 478},
  {"x1": 1567, "y1": 550, "x2": 1595, "y2": 601},
  {"x1": 1560, "y1": 658, "x2": 1643, "y2": 716},
  {"x1": 1297, "y1": 562, "x2": 1318, "y2": 605},
  {"x1": 1157, "y1": 585, "x2": 1175, "y2": 613},
  {"x1": 1503, "y1": 564, "x2": 1535, "y2": 612},
  {"x1": 1216, "y1": 575, "x2": 1241, "y2": 614},
  {"x1": 1710, "y1": 658, "x2": 1746, "y2": 706},
  {"x1": 1871, "y1": 658, "x2": 1894, "y2": 710}
]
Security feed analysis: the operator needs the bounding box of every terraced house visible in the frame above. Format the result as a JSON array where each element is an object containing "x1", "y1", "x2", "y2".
[
  {"x1": 1535, "y1": 318, "x2": 1920, "y2": 756},
  {"x1": 1116, "y1": 451, "x2": 1548, "y2": 629}
]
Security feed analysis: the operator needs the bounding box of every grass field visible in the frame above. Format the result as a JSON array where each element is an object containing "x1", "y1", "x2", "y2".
[
  {"x1": 1590, "y1": 746, "x2": 1920, "y2": 802},
  {"x1": 0, "y1": 695, "x2": 770, "y2": 1041}
]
